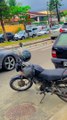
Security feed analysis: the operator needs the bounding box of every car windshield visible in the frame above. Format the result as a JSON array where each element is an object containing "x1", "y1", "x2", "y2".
[
  {"x1": 32, "y1": 28, "x2": 37, "y2": 30},
  {"x1": 41, "y1": 30, "x2": 45, "y2": 32},
  {"x1": 18, "y1": 31, "x2": 25, "y2": 34},
  {"x1": 51, "y1": 25, "x2": 60, "y2": 30},
  {"x1": 56, "y1": 33, "x2": 67, "y2": 47}
]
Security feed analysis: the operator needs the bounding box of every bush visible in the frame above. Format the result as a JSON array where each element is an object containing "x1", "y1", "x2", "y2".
[
  {"x1": 15, "y1": 27, "x2": 22, "y2": 33},
  {"x1": 59, "y1": 21, "x2": 64, "y2": 24}
]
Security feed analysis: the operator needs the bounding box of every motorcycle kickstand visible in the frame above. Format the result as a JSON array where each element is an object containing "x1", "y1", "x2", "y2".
[{"x1": 40, "y1": 92, "x2": 46, "y2": 104}]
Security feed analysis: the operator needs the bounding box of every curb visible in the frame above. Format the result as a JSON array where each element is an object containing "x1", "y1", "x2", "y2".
[
  {"x1": 23, "y1": 38, "x2": 50, "y2": 46},
  {"x1": 1, "y1": 38, "x2": 51, "y2": 50}
]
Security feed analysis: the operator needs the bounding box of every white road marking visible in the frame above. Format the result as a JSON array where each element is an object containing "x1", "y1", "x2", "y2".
[
  {"x1": 29, "y1": 43, "x2": 53, "y2": 51},
  {"x1": 41, "y1": 46, "x2": 52, "y2": 51}
]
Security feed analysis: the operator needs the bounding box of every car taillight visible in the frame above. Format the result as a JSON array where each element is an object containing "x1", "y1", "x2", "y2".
[
  {"x1": 60, "y1": 28, "x2": 65, "y2": 33},
  {"x1": 52, "y1": 50, "x2": 57, "y2": 58}
]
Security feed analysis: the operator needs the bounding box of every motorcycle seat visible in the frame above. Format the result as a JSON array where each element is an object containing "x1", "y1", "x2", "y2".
[{"x1": 39, "y1": 68, "x2": 67, "y2": 81}]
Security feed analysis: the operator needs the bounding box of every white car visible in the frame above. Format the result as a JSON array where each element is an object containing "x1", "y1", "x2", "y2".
[
  {"x1": 37, "y1": 29, "x2": 49, "y2": 36},
  {"x1": 50, "y1": 25, "x2": 62, "y2": 39},
  {"x1": 14, "y1": 30, "x2": 28, "y2": 40}
]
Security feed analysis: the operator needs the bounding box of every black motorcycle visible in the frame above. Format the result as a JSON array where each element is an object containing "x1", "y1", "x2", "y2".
[{"x1": 10, "y1": 50, "x2": 67, "y2": 103}]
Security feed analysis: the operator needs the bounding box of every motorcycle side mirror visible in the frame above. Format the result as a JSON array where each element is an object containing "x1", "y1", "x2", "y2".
[{"x1": 19, "y1": 42, "x2": 23, "y2": 47}]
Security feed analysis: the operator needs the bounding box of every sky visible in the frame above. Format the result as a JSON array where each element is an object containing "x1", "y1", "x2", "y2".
[{"x1": 17, "y1": 0, "x2": 67, "y2": 12}]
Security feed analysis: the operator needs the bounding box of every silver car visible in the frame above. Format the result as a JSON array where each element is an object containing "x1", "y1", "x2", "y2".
[
  {"x1": 50, "y1": 25, "x2": 62, "y2": 39},
  {"x1": 37, "y1": 29, "x2": 49, "y2": 36},
  {"x1": 0, "y1": 47, "x2": 22, "y2": 71},
  {"x1": 14, "y1": 30, "x2": 28, "y2": 40}
]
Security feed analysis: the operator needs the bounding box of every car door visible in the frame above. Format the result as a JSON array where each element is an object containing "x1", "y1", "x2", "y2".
[
  {"x1": 26, "y1": 30, "x2": 33, "y2": 37},
  {"x1": 25, "y1": 31, "x2": 28, "y2": 38}
]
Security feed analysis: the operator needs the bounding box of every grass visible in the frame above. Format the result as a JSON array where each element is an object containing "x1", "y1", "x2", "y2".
[{"x1": 0, "y1": 34, "x2": 50, "y2": 47}]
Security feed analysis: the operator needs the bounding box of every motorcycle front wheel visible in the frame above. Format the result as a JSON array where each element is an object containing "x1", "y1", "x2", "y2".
[{"x1": 10, "y1": 76, "x2": 33, "y2": 91}]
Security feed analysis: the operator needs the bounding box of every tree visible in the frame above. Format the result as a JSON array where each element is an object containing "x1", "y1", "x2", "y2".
[
  {"x1": 63, "y1": 10, "x2": 67, "y2": 16},
  {"x1": 48, "y1": 0, "x2": 62, "y2": 23},
  {"x1": 0, "y1": 0, "x2": 10, "y2": 40},
  {"x1": 0, "y1": 0, "x2": 31, "y2": 40},
  {"x1": 10, "y1": 6, "x2": 31, "y2": 36},
  {"x1": 8, "y1": 0, "x2": 16, "y2": 6}
]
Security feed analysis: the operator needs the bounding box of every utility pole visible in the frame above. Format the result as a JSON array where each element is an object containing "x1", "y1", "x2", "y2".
[
  {"x1": 55, "y1": 2, "x2": 60, "y2": 23},
  {"x1": 47, "y1": 1, "x2": 49, "y2": 25}
]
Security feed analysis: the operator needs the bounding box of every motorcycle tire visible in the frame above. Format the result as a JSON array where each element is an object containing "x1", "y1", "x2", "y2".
[
  {"x1": 57, "y1": 95, "x2": 67, "y2": 102},
  {"x1": 10, "y1": 76, "x2": 33, "y2": 91},
  {"x1": 56, "y1": 83, "x2": 67, "y2": 102}
]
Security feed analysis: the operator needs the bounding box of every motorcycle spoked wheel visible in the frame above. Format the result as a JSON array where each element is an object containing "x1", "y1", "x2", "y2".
[
  {"x1": 56, "y1": 83, "x2": 67, "y2": 102},
  {"x1": 10, "y1": 77, "x2": 33, "y2": 91}
]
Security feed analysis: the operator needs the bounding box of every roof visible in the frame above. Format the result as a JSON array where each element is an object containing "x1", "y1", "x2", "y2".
[{"x1": 28, "y1": 11, "x2": 48, "y2": 18}]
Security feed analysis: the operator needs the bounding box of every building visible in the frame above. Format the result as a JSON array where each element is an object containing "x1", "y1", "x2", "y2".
[{"x1": 28, "y1": 11, "x2": 50, "y2": 22}]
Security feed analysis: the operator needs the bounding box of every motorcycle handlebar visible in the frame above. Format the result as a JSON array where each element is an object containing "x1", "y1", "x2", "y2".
[{"x1": 15, "y1": 60, "x2": 26, "y2": 72}]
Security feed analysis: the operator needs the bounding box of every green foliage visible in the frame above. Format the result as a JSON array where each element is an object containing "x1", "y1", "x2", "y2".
[
  {"x1": 48, "y1": 0, "x2": 62, "y2": 23},
  {"x1": 10, "y1": 6, "x2": 31, "y2": 16},
  {"x1": 33, "y1": 21, "x2": 47, "y2": 25},
  {"x1": 8, "y1": 0, "x2": 16, "y2": 6},
  {"x1": 59, "y1": 21, "x2": 64, "y2": 24},
  {"x1": 48, "y1": 0, "x2": 62, "y2": 11},
  {"x1": 0, "y1": 0, "x2": 10, "y2": 20},
  {"x1": 43, "y1": 16, "x2": 48, "y2": 21},
  {"x1": 15, "y1": 27, "x2": 22, "y2": 33},
  {"x1": 10, "y1": 5, "x2": 31, "y2": 26},
  {"x1": 0, "y1": 0, "x2": 31, "y2": 40},
  {"x1": 63, "y1": 10, "x2": 67, "y2": 16},
  {"x1": 60, "y1": 12, "x2": 64, "y2": 17}
]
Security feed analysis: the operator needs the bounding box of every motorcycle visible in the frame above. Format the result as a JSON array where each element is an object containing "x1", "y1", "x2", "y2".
[{"x1": 10, "y1": 50, "x2": 67, "y2": 103}]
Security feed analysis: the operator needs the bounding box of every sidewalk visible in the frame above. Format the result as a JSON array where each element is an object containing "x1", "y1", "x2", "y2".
[{"x1": 49, "y1": 104, "x2": 67, "y2": 120}]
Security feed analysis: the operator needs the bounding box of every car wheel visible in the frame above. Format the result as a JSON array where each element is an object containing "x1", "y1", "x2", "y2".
[
  {"x1": 21, "y1": 36, "x2": 25, "y2": 40},
  {"x1": 3, "y1": 56, "x2": 15, "y2": 71},
  {"x1": 51, "y1": 37, "x2": 56, "y2": 40},
  {"x1": 32, "y1": 34, "x2": 35, "y2": 38}
]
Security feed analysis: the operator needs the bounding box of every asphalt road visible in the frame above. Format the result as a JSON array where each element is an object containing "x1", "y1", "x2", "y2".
[{"x1": 0, "y1": 41, "x2": 67, "y2": 120}]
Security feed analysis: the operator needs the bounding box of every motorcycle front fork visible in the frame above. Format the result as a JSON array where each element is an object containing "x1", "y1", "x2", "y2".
[{"x1": 19, "y1": 71, "x2": 25, "y2": 76}]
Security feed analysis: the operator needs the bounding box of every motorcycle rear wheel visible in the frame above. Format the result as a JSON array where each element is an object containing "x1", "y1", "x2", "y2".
[
  {"x1": 57, "y1": 95, "x2": 67, "y2": 102},
  {"x1": 10, "y1": 77, "x2": 33, "y2": 91},
  {"x1": 56, "y1": 83, "x2": 67, "y2": 102}
]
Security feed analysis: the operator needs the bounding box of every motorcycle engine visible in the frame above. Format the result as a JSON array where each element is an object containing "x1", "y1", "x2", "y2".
[{"x1": 35, "y1": 82, "x2": 43, "y2": 91}]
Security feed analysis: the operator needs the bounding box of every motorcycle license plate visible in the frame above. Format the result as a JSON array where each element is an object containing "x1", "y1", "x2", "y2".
[{"x1": 63, "y1": 62, "x2": 67, "y2": 67}]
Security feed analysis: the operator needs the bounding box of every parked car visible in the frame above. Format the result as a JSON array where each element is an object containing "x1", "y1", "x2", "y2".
[
  {"x1": 26, "y1": 29, "x2": 34, "y2": 37},
  {"x1": 26, "y1": 25, "x2": 41, "y2": 37},
  {"x1": 14, "y1": 30, "x2": 28, "y2": 40},
  {"x1": 4, "y1": 32, "x2": 14, "y2": 41},
  {"x1": 60, "y1": 22, "x2": 67, "y2": 33},
  {"x1": 52, "y1": 32, "x2": 67, "y2": 68},
  {"x1": 26, "y1": 27, "x2": 38, "y2": 37},
  {"x1": 0, "y1": 47, "x2": 23, "y2": 71},
  {"x1": 0, "y1": 34, "x2": 4, "y2": 43},
  {"x1": 37, "y1": 29, "x2": 49, "y2": 36},
  {"x1": 32, "y1": 27, "x2": 38, "y2": 36},
  {"x1": 50, "y1": 24, "x2": 62, "y2": 39}
]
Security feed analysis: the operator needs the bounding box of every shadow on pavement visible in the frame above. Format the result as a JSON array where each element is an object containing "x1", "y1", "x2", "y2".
[{"x1": 0, "y1": 69, "x2": 8, "y2": 73}]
